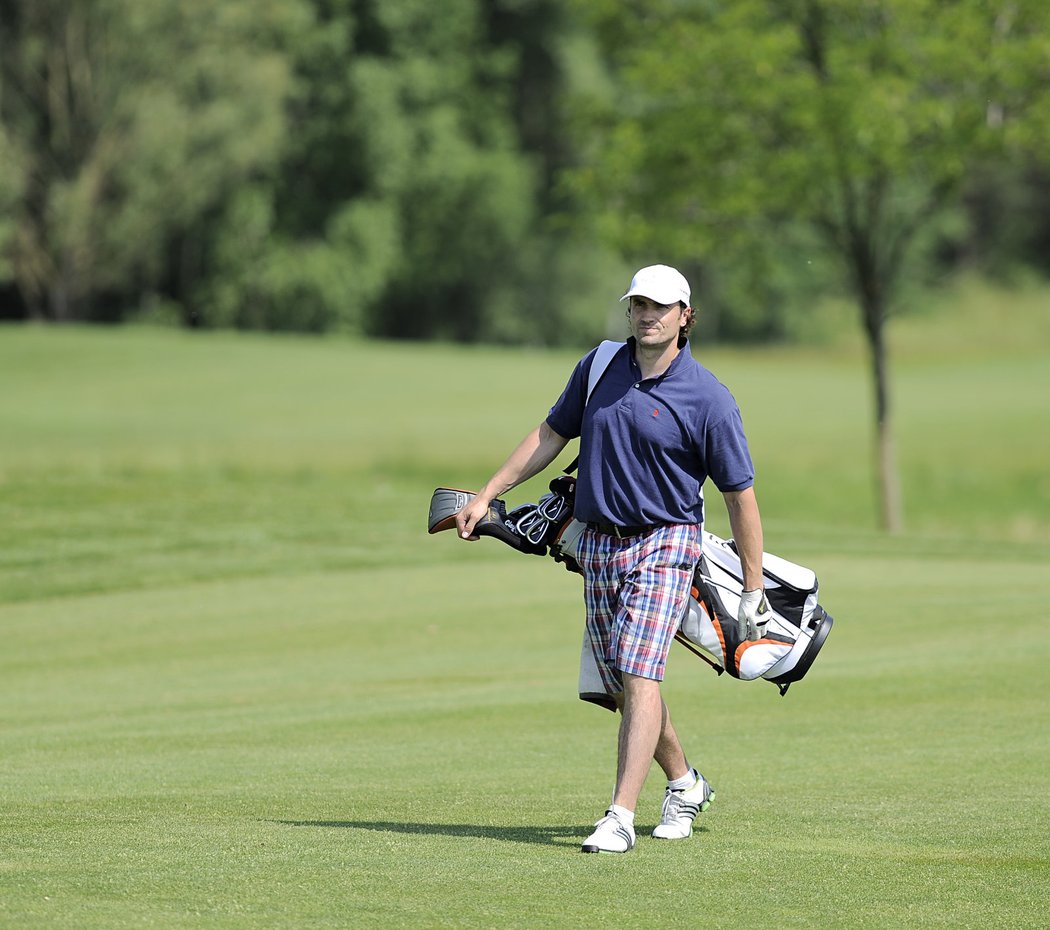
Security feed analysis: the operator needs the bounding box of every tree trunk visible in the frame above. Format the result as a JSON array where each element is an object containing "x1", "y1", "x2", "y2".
[
  {"x1": 48, "y1": 248, "x2": 75, "y2": 322},
  {"x1": 865, "y1": 301, "x2": 904, "y2": 534}
]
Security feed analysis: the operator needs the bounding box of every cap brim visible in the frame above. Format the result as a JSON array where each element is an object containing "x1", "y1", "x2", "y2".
[{"x1": 620, "y1": 288, "x2": 686, "y2": 305}]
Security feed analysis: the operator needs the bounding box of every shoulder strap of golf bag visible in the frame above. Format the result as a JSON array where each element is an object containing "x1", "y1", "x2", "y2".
[
  {"x1": 563, "y1": 340, "x2": 625, "y2": 475},
  {"x1": 586, "y1": 340, "x2": 624, "y2": 401}
]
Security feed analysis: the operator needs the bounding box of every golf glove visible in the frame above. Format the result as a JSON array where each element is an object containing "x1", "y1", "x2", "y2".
[{"x1": 737, "y1": 588, "x2": 771, "y2": 642}]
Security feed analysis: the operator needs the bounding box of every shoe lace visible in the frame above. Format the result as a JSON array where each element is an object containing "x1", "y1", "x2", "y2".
[
  {"x1": 662, "y1": 776, "x2": 708, "y2": 820},
  {"x1": 660, "y1": 788, "x2": 686, "y2": 821}
]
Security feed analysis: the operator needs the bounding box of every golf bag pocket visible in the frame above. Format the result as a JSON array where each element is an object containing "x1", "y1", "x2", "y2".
[
  {"x1": 578, "y1": 628, "x2": 617, "y2": 712},
  {"x1": 676, "y1": 533, "x2": 834, "y2": 695}
]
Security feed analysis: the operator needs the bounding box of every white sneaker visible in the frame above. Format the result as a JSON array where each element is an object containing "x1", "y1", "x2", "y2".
[
  {"x1": 581, "y1": 810, "x2": 636, "y2": 854},
  {"x1": 651, "y1": 772, "x2": 715, "y2": 840}
]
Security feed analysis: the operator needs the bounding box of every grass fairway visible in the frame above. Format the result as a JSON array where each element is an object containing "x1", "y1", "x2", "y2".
[{"x1": 1, "y1": 315, "x2": 1049, "y2": 929}]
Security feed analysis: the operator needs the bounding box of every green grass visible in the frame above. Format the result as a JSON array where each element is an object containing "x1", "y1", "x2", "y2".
[{"x1": 1, "y1": 303, "x2": 1049, "y2": 929}]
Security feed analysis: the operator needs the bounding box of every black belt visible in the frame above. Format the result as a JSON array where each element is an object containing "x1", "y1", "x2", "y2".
[{"x1": 588, "y1": 521, "x2": 660, "y2": 539}]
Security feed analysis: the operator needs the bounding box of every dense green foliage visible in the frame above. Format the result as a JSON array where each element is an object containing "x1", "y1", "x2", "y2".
[
  {"x1": 1, "y1": 320, "x2": 1048, "y2": 928},
  {"x1": 2, "y1": 0, "x2": 1049, "y2": 344},
  {"x1": 0, "y1": 0, "x2": 624, "y2": 344},
  {"x1": 571, "y1": 0, "x2": 1050, "y2": 337}
]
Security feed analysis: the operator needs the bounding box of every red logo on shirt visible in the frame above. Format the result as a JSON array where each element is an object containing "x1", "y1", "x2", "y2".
[{"x1": 652, "y1": 408, "x2": 659, "y2": 417}]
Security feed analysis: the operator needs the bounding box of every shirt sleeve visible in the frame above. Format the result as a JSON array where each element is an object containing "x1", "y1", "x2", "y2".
[
  {"x1": 705, "y1": 405, "x2": 755, "y2": 492},
  {"x1": 544, "y1": 351, "x2": 592, "y2": 440}
]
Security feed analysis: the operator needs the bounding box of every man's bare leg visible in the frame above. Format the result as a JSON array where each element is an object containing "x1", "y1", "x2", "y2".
[
  {"x1": 612, "y1": 677, "x2": 691, "y2": 804},
  {"x1": 584, "y1": 673, "x2": 701, "y2": 852},
  {"x1": 611, "y1": 673, "x2": 665, "y2": 811},
  {"x1": 653, "y1": 699, "x2": 691, "y2": 782}
]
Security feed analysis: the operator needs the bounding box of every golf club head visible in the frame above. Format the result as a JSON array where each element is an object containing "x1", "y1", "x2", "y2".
[{"x1": 427, "y1": 487, "x2": 476, "y2": 534}]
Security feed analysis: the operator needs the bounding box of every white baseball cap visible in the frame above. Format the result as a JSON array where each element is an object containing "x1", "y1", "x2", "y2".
[{"x1": 620, "y1": 264, "x2": 691, "y2": 307}]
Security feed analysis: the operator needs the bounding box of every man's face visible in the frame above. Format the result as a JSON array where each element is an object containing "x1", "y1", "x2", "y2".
[{"x1": 628, "y1": 295, "x2": 688, "y2": 348}]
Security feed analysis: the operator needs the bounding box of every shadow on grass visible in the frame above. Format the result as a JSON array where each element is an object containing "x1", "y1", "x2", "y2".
[
  {"x1": 271, "y1": 819, "x2": 709, "y2": 848},
  {"x1": 272, "y1": 819, "x2": 586, "y2": 848}
]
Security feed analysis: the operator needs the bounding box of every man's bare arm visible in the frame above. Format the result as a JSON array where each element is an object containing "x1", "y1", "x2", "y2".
[
  {"x1": 455, "y1": 421, "x2": 570, "y2": 539},
  {"x1": 722, "y1": 486, "x2": 764, "y2": 591}
]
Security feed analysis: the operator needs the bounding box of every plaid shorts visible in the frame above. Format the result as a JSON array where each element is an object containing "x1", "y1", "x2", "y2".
[{"x1": 577, "y1": 523, "x2": 702, "y2": 693}]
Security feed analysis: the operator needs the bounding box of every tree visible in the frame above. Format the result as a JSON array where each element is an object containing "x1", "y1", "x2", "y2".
[
  {"x1": 0, "y1": 116, "x2": 22, "y2": 288},
  {"x1": 0, "y1": 0, "x2": 623, "y2": 344},
  {"x1": 568, "y1": 0, "x2": 1050, "y2": 531},
  {"x1": 193, "y1": 0, "x2": 588, "y2": 342},
  {"x1": 344, "y1": 0, "x2": 590, "y2": 344},
  {"x1": 0, "y1": 0, "x2": 304, "y2": 321}
]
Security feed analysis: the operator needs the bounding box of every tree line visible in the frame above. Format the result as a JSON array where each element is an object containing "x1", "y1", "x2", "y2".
[
  {"x1": 2, "y1": 0, "x2": 1048, "y2": 351},
  {"x1": 3, "y1": 0, "x2": 1049, "y2": 530}
]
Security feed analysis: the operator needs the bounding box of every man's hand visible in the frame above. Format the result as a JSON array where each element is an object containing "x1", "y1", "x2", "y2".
[
  {"x1": 737, "y1": 588, "x2": 771, "y2": 642},
  {"x1": 455, "y1": 495, "x2": 493, "y2": 541}
]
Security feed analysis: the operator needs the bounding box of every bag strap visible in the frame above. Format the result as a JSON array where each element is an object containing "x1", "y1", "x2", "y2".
[
  {"x1": 563, "y1": 340, "x2": 625, "y2": 475},
  {"x1": 586, "y1": 340, "x2": 624, "y2": 402}
]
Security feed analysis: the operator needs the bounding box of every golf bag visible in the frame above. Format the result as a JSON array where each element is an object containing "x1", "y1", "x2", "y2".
[
  {"x1": 673, "y1": 534, "x2": 833, "y2": 695},
  {"x1": 428, "y1": 476, "x2": 834, "y2": 703}
]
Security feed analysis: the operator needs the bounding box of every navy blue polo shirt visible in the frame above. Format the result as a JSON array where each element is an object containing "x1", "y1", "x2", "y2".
[{"x1": 546, "y1": 339, "x2": 754, "y2": 526}]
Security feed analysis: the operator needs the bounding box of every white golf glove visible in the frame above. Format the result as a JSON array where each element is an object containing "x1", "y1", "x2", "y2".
[{"x1": 737, "y1": 588, "x2": 771, "y2": 642}]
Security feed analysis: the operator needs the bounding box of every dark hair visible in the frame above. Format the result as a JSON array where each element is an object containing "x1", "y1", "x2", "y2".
[{"x1": 679, "y1": 304, "x2": 697, "y2": 339}]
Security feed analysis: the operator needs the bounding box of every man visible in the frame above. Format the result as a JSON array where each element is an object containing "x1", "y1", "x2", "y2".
[{"x1": 455, "y1": 264, "x2": 769, "y2": 854}]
